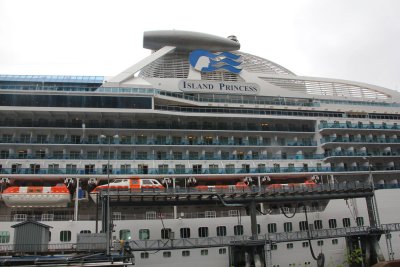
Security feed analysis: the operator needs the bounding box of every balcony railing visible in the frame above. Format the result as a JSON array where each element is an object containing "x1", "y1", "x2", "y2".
[
  {"x1": 319, "y1": 122, "x2": 399, "y2": 130},
  {"x1": 0, "y1": 153, "x2": 325, "y2": 161},
  {"x1": 1, "y1": 165, "x2": 399, "y2": 176},
  {"x1": 321, "y1": 137, "x2": 400, "y2": 144}
]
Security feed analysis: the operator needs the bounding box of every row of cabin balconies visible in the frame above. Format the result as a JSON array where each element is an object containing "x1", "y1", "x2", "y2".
[
  {"x1": 319, "y1": 121, "x2": 398, "y2": 130},
  {"x1": 0, "y1": 118, "x2": 315, "y2": 132},
  {"x1": 0, "y1": 151, "x2": 325, "y2": 161},
  {"x1": 0, "y1": 135, "x2": 316, "y2": 146},
  {"x1": 321, "y1": 136, "x2": 400, "y2": 144},
  {"x1": 324, "y1": 150, "x2": 400, "y2": 157},
  {"x1": 1, "y1": 163, "x2": 398, "y2": 176}
]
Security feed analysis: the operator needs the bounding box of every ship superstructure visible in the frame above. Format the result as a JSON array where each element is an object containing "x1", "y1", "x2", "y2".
[{"x1": 0, "y1": 30, "x2": 399, "y2": 266}]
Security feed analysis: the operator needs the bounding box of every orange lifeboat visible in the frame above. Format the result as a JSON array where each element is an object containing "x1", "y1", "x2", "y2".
[
  {"x1": 195, "y1": 182, "x2": 249, "y2": 192},
  {"x1": 1, "y1": 183, "x2": 71, "y2": 208},
  {"x1": 90, "y1": 178, "x2": 164, "y2": 202}
]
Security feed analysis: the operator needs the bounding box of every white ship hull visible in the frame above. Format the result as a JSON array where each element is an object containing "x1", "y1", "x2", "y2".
[{"x1": 1, "y1": 189, "x2": 399, "y2": 266}]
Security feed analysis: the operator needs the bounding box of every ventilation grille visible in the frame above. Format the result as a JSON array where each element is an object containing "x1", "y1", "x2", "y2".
[
  {"x1": 201, "y1": 71, "x2": 244, "y2": 82},
  {"x1": 237, "y1": 51, "x2": 295, "y2": 75},
  {"x1": 139, "y1": 52, "x2": 190, "y2": 79},
  {"x1": 139, "y1": 50, "x2": 296, "y2": 80},
  {"x1": 261, "y1": 77, "x2": 389, "y2": 99}
]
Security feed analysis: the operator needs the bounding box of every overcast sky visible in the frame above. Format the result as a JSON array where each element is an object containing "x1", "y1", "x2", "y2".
[{"x1": 0, "y1": 0, "x2": 399, "y2": 91}]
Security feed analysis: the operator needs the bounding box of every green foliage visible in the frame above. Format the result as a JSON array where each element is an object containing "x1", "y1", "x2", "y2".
[{"x1": 344, "y1": 247, "x2": 363, "y2": 265}]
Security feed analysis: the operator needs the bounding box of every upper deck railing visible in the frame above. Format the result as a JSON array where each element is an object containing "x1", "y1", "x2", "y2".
[
  {"x1": 319, "y1": 122, "x2": 399, "y2": 130},
  {"x1": 1, "y1": 165, "x2": 399, "y2": 176}
]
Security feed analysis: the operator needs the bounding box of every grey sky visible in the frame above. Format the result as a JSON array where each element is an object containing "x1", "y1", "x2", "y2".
[{"x1": 0, "y1": 0, "x2": 399, "y2": 91}]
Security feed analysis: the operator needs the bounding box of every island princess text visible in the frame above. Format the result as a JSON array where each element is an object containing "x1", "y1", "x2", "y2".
[{"x1": 179, "y1": 80, "x2": 260, "y2": 95}]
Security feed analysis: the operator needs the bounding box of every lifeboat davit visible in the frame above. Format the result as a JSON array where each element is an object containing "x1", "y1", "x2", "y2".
[
  {"x1": 267, "y1": 180, "x2": 317, "y2": 190},
  {"x1": 90, "y1": 178, "x2": 164, "y2": 202},
  {"x1": 1, "y1": 184, "x2": 71, "y2": 208}
]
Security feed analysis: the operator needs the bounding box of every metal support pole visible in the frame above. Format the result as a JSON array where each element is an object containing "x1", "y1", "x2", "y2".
[
  {"x1": 106, "y1": 140, "x2": 111, "y2": 255},
  {"x1": 365, "y1": 196, "x2": 377, "y2": 227},
  {"x1": 364, "y1": 157, "x2": 381, "y2": 226},
  {"x1": 74, "y1": 178, "x2": 79, "y2": 221},
  {"x1": 95, "y1": 193, "x2": 99, "y2": 233},
  {"x1": 257, "y1": 176, "x2": 264, "y2": 212},
  {"x1": 173, "y1": 178, "x2": 177, "y2": 219},
  {"x1": 249, "y1": 201, "x2": 258, "y2": 240}
]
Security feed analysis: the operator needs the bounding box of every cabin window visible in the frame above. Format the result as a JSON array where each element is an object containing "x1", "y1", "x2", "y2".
[
  {"x1": 356, "y1": 217, "x2": 364, "y2": 226},
  {"x1": 87, "y1": 151, "x2": 97, "y2": 159},
  {"x1": 121, "y1": 151, "x2": 131, "y2": 160},
  {"x1": 225, "y1": 164, "x2": 235, "y2": 174},
  {"x1": 172, "y1": 136, "x2": 182, "y2": 145},
  {"x1": 317, "y1": 240, "x2": 324, "y2": 246},
  {"x1": 53, "y1": 151, "x2": 63, "y2": 159},
  {"x1": 189, "y1": 152, "x2": 199, "y2": 160},
  {"x1": 0, "y1": 231, "x2": 10, "y2": 243},
  {"x1": 201, "y1": 249, "x2": 208, "y2": 256},
  {"x1": 119, "y1": 229, "x2": 131, "y2": 240},
  {"x1": 268, "y1": 223, "x2": 277, "y2": 233},
  {"x1": 158, "y1": 164, "x2": 168, "y2": 174},
  {"x1": 299, "y1": 221, "x2": 308, "y2": 231},
  {"x1": 271, "y1": 244, "x2": 277, "y2": 250},
  {"x1": 175, "y1": 164, "x2": 185, "y2": 174},
  {"x1": 180, "y1": 228, "x2": 190, "y2": 238},
  {"x1": 161, "y1": 228, "x2": 172, "y2": 239},
  {"x1": 182, "y1": 250, "x2": 190, "y2": 257},
  {"x1": 139, "y1": 229, "x2": 150, "y2": 240},
  {"x1": 287, "y1": 243, "x2": 294, "y2": 249},
  {"x1": 314, "y1": 220, "x2": 323, "y2": 230},
  {"x1": 173, "y1": 152, "x2": 183, "y2": 160},
  {"x1": 302, "y1": 242, "x2": 309, "y2": 248},
  {"x1": 332, "y1": 239, "x2": 338, "y2": 245},
  {"x1": 221, "y1": 151, "x2": 229, "y2": 160},
  {"x1": 205, "y1": 152, "x2": 214, "y2": 160},
  {"x1": 163, "y1": 251, "x2": 171, "y2": 258},
  {"x1": 219, "y1": 248, "x2": 227, "y2": 254},
  {"x1": 156, "y1": 135, "x2": 167, "y2": 144},
  {"x1": 216, "y1": 226, "x2": 227, "y2": 237},
  {"x1": 208, "y1": 164, "x2": 218, "y2": 174},
  {"x1": 140, "y1": 252, "x2": 149, "y2": 259},
  {"x1": 70, "y1": 151, "x2": 80, "y2": 159},
  {"x1": 60, "y1": 230, "x2": 71, "y2": 242},
  {"x1": 234, "y1": 225, "x2": 243, "y2": 236},
  {"x1": 137, "y1": 152, "x2": 148, "y2": 160},
  {"x1": 71, "y1": 135, "x2": 81, "y2": 144},
  {"x1": 328, "y1": 219, "x2": 337, "y2": 229},
  {"x1": 120, "y1": 164, "x2": 131, "y2": 174},
  {"x1": 192, "y1": 164, "x2": 202, "y2": 174},
  {"x1": 48, "y1": 164, "x2": 59, "y2": 174},
  {"x1": 343, "y1": 218, "x2": 351, "y2": 227},
  {"x1": 102, "y1": 164, "x2": 112, "y2": 174},
  {"x1": 2, "y1": 134, "x2": 12, "y2": 142},
  {"x1": 0, "y1": 150, "x2": 9, "y2": 159},
  {"x1": 284, "y1": 222, "x2": 293, "y2": 232},
  {"x1": 80, "y1": 230, "x2": 91, "y2": 234},
  {"x1": 198, "y1": 227, "x2": 208, "y2": 238},
  {"x1": 156, "y1": 152, "x2": 167, "y2": 160},
  {"x1": 137, "y1": 135, "x2": 147, "y2": 144}
]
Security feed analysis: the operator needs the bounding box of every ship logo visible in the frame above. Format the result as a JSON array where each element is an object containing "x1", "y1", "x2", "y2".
[{"x1": 189, "y1": 49, "x2": 242, "y2": 74}]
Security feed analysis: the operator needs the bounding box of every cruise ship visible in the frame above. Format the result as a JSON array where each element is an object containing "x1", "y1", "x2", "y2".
[{"x1": 0, "y1": 30, "x2": 399, "y2": 267}]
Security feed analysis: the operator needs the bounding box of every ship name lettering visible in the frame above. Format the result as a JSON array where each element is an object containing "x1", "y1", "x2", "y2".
[
  {"x1": 182, "y1": 81, "x2": 214, "y2": 90},
  {"x1": 219, "y1": 83, "x2": 258, "y2": 92}
]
